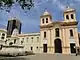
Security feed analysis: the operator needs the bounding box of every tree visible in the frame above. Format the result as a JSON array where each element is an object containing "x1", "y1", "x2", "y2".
[{"x1": 0, "y1": 0, "x2": 34, "y2": 12}]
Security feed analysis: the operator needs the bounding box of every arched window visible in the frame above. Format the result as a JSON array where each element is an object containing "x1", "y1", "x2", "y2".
[
  {"x1": 1, "y1": 37, "x2": 4, "y2": 39},
  {"x1": 5, "y1": 40, "x2": 7, "y2": 44},
  {"x1": 71, "y1": 14, "x2": 74, "y2": 19},
  {"x1": 46, "y1": 18, "x2": 48, "y2": 23},
  {"x1": 66, "y1": 15, "x2": 69, "y2": 19},
  {"x1": 37, "y1": 37, "x2": 39, "y2": 42},
  {"x1": 14, "y1": 39, "x2": 16, "y2": 44},
  {"x1": 2, "y1": 33, "x2": 5, "y2": 36},
  {"x1": 36, "y1": 46, "x2": 38, "y2": 49},
  {"x1": 70, "y1": 29, "x2": 73, "y2": 37},
  {"x1": 31, "y1": 37, "x2": 33, "y2": 39},
  {"x1": 2, "y1": 33, "x2": 5, "y2": 39},
  {"x1": 31, "y1": 47, "x2": 33, "y2": 50},
  {"x1": 21, "y1": 41, "x2": 23, "y2": 44},
  {"x1": 55, "y1": 28, "x2": 59, "y2": 37},
  {"x1": 42, "y1": 18, "x2": 44, "y2": 24},
  {"x1": 26, "y1": 37, "x2": 28, "y2": 42},
  {"x1": 44, "y1": 32, "x2": 46, "y2": 38},
  {"x1": 9, "y1": 42, "x2": 13, "y2": 45},
  {"x1": 31, "y1": 37, "x2": 33, "y2": 42},
  {"x1": 0, "y1": 45, "x2": 2, "y2": 50}
]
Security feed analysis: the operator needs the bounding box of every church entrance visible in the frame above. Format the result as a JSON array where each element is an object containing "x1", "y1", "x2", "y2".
[
  {"x1": 70, "y1": 43, "x2": 76, "y2": 53},
  {"x1": 43, "y1": 44, "x2": 47, "y2": 53},
  {"x1": 54, "y1": 39, "x2": 62, "y2": 53}
]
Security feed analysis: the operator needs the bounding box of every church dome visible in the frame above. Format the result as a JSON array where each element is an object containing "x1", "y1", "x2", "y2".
[
  {"x1": 42, "y1": 10, "x2": 50, "y2": 16},
  {"x1": 64, "y1": 6, "x2": 75, "y2": 13}
]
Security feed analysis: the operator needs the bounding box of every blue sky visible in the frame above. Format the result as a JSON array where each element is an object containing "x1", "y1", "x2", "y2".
[{"x1": 0, "y1": 0, "x2": 80, "y2": 33}]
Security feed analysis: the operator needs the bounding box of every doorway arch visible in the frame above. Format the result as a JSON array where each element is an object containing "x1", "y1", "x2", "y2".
[{"x1": 54, "y1": 39, "x2": 62, "y2": 53}]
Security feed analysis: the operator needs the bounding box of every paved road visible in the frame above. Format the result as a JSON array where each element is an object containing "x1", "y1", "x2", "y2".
[
  {"x1": 26, "y1": 53, "x2": 80, "y2": 60},
  {"x1": 0, "y1": 53, "x2": 80, "y2": 60}
]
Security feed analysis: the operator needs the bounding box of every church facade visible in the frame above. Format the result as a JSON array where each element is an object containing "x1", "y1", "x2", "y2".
[{"x1": 40, "y1": 7, "x2": 79, "y2": 54}]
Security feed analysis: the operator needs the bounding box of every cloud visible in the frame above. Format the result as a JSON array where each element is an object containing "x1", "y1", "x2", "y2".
[
  {"x1": 74, "y1": 0, "x2": 80, "y2": 2},
  {"x1": 34, "y1": 0, "x2": 49, "y2": 6},
  {"x1": 52, "y1": 0, "x2": 79, "y2": 11},
  {"x1": 57, "y1": 2, "x2": 66, "y2": 10},
  {"x1": 52, "y1": 0, "x2": 66, "y2": 10},
  {"x1": 0, "y1": 0, "x2": 80, "y2": 32}
]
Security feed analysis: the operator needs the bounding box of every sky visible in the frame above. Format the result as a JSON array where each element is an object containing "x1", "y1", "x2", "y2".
[{"x1": 0, "y1": 0, "x2": 80, "y2": 33}]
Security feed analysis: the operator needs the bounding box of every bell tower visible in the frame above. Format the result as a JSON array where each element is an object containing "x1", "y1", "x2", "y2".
[
  {"x1": 63, "y1": 6, "x2": 76, "y2": 22},
  {"x1": 40, "y1": 10, "x2": 52, "y2": 26}
]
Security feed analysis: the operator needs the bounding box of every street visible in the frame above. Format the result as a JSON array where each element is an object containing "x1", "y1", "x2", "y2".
[{"x1": 0, "y1": 53, "x2": 80, "y2": 60}]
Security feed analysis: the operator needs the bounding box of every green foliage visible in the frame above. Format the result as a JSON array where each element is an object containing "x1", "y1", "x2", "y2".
[{"x1": 0, "y1": 0, "x2": 34, "y2": 12}]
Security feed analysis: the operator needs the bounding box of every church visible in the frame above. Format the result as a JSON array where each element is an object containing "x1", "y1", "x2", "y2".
[{"x1": 40, "y1": 6, "x2": 79, "y2": 54}]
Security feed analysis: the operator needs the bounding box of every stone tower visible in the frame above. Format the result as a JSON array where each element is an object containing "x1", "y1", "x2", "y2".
[
  {"x1": 40, "y1": 10, "x2": 52, "y2": 26},
  {"x1": 63, "y1": 6, "x2": 76, "y2": 22}
]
